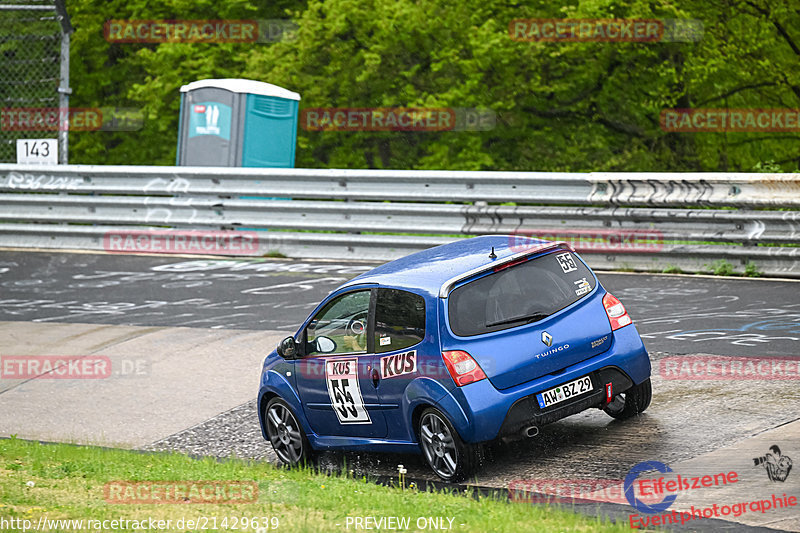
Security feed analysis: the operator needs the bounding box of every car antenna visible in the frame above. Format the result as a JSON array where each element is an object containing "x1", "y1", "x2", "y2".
[{"x1": 489, "y1": 246, "x2": 497, "y2": 259}]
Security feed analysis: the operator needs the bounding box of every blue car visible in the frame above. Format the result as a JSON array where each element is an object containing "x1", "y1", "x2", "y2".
[{"x1": 258, "y1": 235, "x2": 652, "y2": 481}]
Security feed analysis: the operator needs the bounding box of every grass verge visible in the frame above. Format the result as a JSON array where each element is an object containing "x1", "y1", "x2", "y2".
[{"x1": 0, "y1": 438, "x2": 630, "y2": 532}]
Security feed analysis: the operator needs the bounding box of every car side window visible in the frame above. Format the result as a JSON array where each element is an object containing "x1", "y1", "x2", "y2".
[
  {"x1": 374, "y1": 289, "x2": 426, "y2": 354},
  {"x1": 306, "y1": 290, "x2": 371, "y2": 356}
]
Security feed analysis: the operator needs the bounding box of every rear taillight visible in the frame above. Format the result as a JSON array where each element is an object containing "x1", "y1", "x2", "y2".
[
  {"x1": 603, "y1": 292, "x2": 632, "y2": 330},
  {"x1": 441, "y1": 350, "x2": 486, "y2": 386}
]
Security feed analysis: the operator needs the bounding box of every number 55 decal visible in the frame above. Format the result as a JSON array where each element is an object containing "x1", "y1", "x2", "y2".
[{"x1": 325, "y1": 358, "x2": 371, "y2": 424}]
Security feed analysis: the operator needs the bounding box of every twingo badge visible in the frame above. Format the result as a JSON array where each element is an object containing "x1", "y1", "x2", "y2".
[{"x1": 380, "y1": 350, "x2": 417, "y2": 379}]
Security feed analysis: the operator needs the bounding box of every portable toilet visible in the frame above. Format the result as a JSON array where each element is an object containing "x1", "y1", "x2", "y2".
[{"x1": 177, "y1": 79, "x2": 300, "y2": 167}]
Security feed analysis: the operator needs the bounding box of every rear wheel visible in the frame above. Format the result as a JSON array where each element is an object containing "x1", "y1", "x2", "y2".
[
  {"x1": 264, "y1": 397, "x2": 314, "y2": 466},
  {"x1": 604, "y1": 378, "x2": 652, "y2": 420},
  {"x1": 418, "y1": 407, "x2": 481, "y2": 482}
]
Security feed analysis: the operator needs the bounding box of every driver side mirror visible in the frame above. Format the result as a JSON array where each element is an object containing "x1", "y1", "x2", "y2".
[{"x1": 277, "y1": 336, "x2": 298, "y2": 359}]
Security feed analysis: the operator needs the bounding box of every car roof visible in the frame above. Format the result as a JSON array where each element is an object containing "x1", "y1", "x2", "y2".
[{"x1": 341, "y1": 235, "x2": 554, "y2": 297}]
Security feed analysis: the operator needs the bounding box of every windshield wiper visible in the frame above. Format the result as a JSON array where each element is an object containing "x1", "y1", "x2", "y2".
[{"x1": 485, "y1": 312, "x2": 549, "y2": 328}]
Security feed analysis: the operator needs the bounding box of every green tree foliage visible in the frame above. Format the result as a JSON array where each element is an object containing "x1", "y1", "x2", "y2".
[
  {"x1": 67, "y1": 0, "x2": 290, "y2": 164},
  {"x1": 63, "y1": 0, "x2": 800, "y2": 171}
]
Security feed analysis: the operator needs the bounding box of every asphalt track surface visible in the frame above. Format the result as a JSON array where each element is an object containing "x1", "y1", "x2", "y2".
[
  {"x1": 1, "y1": 250, "x2": 798, "y2": 357},
  {"x1": 2, "y1": 250, "x2": 799, "y2": 531}
]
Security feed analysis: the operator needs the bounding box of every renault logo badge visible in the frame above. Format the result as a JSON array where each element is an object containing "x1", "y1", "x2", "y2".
[{"x1": 542, "y1": 331, "x2": 553, "y2": 346}]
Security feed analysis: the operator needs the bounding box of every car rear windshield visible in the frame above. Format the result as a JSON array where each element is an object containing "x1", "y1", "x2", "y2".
[{"x1": 448, "y1": 250, "x2": 596, "y2": 337}]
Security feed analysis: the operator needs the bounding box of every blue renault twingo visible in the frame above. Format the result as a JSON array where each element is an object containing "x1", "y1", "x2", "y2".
[{"x1": 258, "y1": 235, "x2": 652, "y2": 481}]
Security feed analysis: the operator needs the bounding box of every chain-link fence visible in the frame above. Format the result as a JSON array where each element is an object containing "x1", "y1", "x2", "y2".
[{"x1": 0, "y1": 0, "x2": 70, "y2": 163}]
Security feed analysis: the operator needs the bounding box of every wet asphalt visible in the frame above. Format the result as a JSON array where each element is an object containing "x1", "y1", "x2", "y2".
[
  {"x1": 0, "y1": 250, "x2": 798, "y2": 357},
  {"x1": 2, "y1": 250, "x2": 799, "y2": 531}
]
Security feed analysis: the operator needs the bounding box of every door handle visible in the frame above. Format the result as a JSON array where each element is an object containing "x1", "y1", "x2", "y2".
[{"x1": 371, "y1": 368, "x2": 380, "y2": 388}]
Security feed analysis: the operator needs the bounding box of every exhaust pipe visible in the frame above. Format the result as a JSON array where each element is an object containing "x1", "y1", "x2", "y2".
[{"x1": 522, "y1": 425, "x2": 539, "y2": 438}]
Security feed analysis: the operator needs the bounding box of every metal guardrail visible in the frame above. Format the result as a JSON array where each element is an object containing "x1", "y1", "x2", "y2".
[
  {"x1": 2, "y1": 164, "x2": 800, "y2": 206},
  {"x1": 0, "y1": 164, "x2": 798, "y2": 277}
]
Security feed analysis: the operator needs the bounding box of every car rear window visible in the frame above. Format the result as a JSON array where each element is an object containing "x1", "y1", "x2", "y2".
[{"x1": 447, "y1": 250, "x2": 596, "y2": 337}]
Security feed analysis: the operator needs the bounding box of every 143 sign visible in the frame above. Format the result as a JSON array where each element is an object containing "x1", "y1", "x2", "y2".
[{"x1": 16, "y1": 139, "x2": 58, "y2": 165}]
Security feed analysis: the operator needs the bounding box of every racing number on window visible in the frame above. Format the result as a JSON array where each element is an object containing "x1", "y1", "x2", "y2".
[{"x1": 325, "y1": 358, "x2": 371, "y2": 424}]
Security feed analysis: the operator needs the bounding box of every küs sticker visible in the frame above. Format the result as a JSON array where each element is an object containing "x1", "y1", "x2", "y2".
[{"x1": 380, "y1": 350, "x2": 417, "y2": 379}]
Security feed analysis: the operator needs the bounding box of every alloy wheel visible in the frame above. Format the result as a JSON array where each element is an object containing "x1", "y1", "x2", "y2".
[
  {"x1": 419, "y1": 411, "x2": 458, "y2": 479},
  {"x1": 266, "y1": 401, "x2": 305, "y2": 464}
]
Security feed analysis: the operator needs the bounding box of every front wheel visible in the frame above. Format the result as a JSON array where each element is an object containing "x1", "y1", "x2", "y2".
[
  {"x1": 418, "y1": 407, "x2": 482, "y2": 482},
  {"x1": 264, "y1": 397, "x2": 314, "y2": 466},
  {"x1": 603, "y1": 378, "x2": 652, "y2": 420}
]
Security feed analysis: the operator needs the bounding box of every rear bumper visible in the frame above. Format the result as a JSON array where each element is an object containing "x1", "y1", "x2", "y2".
[
  {"x1": 495, "y1": 366, "x2": 632, "y2": 438},
  {"x1": 442, "y1": 323, "x2": 651, "y2": 443}
]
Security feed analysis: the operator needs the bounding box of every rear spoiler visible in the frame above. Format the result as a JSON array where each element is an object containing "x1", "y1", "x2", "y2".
[{"x1": 438, "y1": 241, "x2": 572, "y2": 298}]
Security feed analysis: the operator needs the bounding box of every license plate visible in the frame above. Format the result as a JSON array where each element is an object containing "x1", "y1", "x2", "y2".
[{"x1": 536, "y1": 375, "x2": 593, "y2": 409}]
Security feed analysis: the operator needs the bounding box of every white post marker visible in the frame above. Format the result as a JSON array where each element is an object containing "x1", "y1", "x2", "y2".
[{"x1": 16, "y1": 139, "x2": 58, "y2": 165}]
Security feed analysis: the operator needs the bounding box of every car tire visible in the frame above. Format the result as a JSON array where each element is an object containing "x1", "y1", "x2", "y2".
[
  {"x1": 603, "y1": 378, "x2": 652, "y2": 420},
  {"x1": 264, "y1": 397, "x2": 314, "y2": 466},
  {"x1": 418, "y1": 407, "x2": 482, "y2": 482}
]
